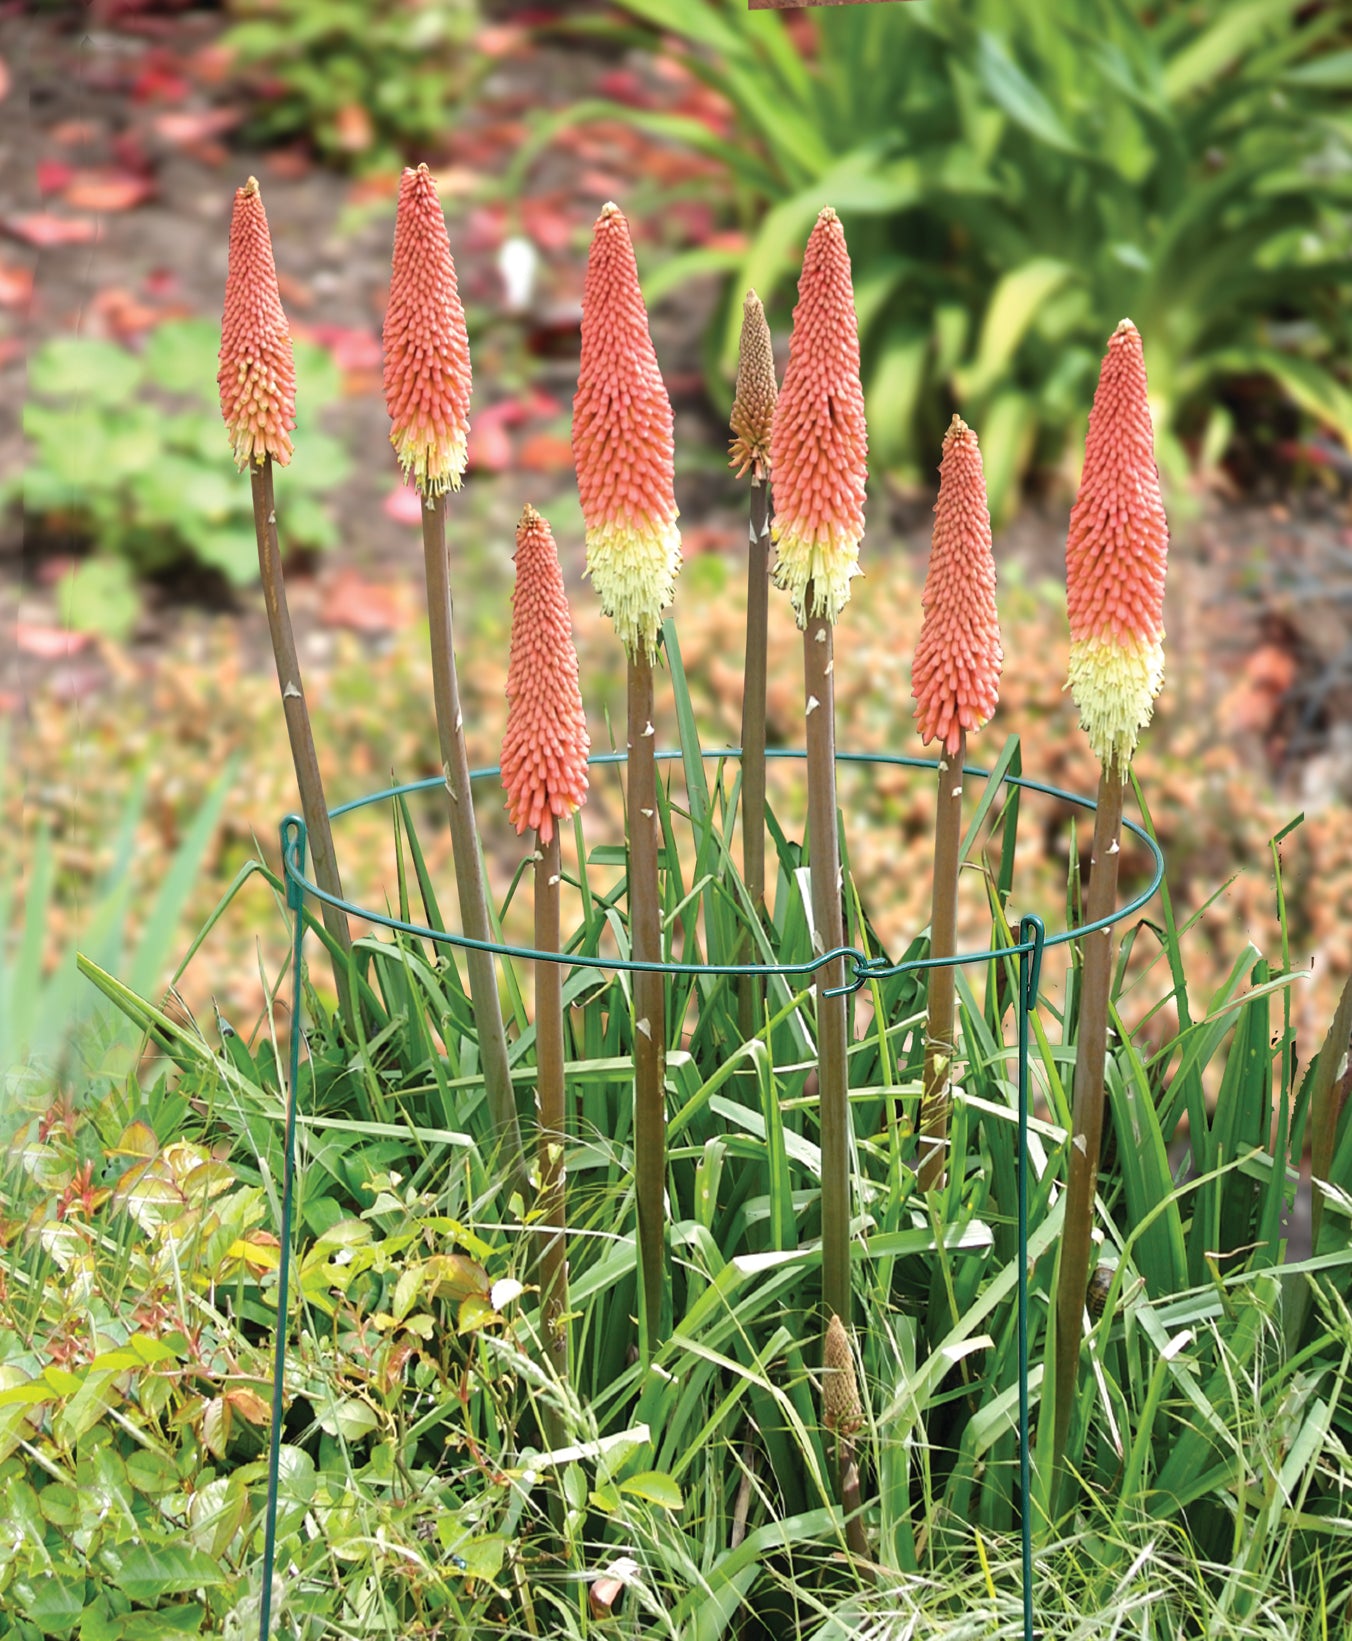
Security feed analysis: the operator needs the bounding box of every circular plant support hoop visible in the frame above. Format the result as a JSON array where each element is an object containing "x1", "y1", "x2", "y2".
[{"x1": 258, "y1": 749, "x2": 1164, "y2": 1641}]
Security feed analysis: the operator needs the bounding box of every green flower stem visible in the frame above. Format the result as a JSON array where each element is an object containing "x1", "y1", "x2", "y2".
[
  {"x1": 918, "y1": 728, "x2": 965, "y2": 1193},
  {"x1": 535, "y1": 826, "x2": 569, "y2": 1450},
  {"x1": 805, "y1": 587, "x2": 851, "y2": 1338},
  {"x1": 628, "y1": 647, "x2": 666, "y2": 1355},
  {"x1": 250, "y1": 459, "x2": 353, "y2": 1022},
  {"x1": 420, "y1": 492, "x2": 528, "y2": 1206},
  {"x1": 738, "y1": 480, "x2": 772, "y2": 1040},
  {"x1": 1051, "y1": 758, "x2": 1125, "y2": 1475}
]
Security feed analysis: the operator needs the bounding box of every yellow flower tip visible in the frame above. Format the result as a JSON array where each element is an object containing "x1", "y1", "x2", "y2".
[
  {"x1": 912, "y1": 414, "x2": 1002, "y2": 755},
  {"x1": 1066, "y1": 320, "x2": 1169, "y2": 771},
  {"x1": 729, "y1": 289, "x2": 778, "y2": 485},
  {"x1": 574, "y1": 199, "x2": 681, "y2": 661},
  {"x1": 769, "y1": 206, "x2": 867, "y2": 628},
  {"x1": 383, "y1": 163, "x2": 472, "y2": 499}
]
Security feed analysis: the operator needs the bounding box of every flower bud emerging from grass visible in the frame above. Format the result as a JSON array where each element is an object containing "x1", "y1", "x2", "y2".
[
  {"x1": 1065, "y1": 319, "x2": 1168, "y2": 773},
  {"x1": 770, "y1": 208, "x2": 867, "y2": 627},
  {"x1": 383, "y1": 164, "x2": 473, "y2": 497},
  {"x1": 573, "y1": 202, "x2": 681, "y2": 663},
  {"x1": 218, "y1": 177, "x2": 295, "y2": 471},
  {"x1": 502, "y1": 505, "x2": 590, "y2": 845}
]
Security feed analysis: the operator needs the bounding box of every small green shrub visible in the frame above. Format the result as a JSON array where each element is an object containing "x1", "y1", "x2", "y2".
[
  {"x1": 223, "y1": 0, "x2": 483, "y2": 171},
  {"x1": 18, "y1": 320, "x2": 347, "y2": 608}
]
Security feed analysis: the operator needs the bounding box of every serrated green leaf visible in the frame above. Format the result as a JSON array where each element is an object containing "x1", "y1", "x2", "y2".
[
  {"x1": 30, "y1": 338, "x2": 143, "y2": 406},
  {"x1": 619, "y1": 1470, "x2": 684, "y2": 1511}
]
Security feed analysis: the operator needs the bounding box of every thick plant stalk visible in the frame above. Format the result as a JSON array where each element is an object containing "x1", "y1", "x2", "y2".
[
  {"x1": 911, "y1": 415, "x2": 1002, "y2": 1190},
  {"x1": 1051, "y1": 320, "x2": 1169, "y2": 1474},
  {"x1": 729, "y1": 290, "x2": 778, "y2": 1038},
  {"x1": 739, "y1": 480, "x2": 772, "y2": 1038},
  {"x1": 423, "y1": 493, "x2": 526, "y2": 1201},
  {"x1": 1051, "y1": 763, "x2": 1124, "y2": 1466},
  {"x1": 572, "y1": 204, "x2": 681, "y2": 1353},
  {"x1": 250, "y1": 462, "x2": 353, "y2": 1013},
  {"x1": 628, "y1": 651, "x2": 666, "y2": 1351},
  {"x1": 918, "y1": 728, "x2": 964, "y2": 1192},
  {"x1": 535, "y1": 827, "x2": 568, "y2": 1443},
  {"x1": 805, "y1": 597, "x2": 852, "y2": 1342}
]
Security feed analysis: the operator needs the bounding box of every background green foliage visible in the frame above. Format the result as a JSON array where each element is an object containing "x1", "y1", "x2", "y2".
[
  {"x1": 18, "y1": 320, "x2": 348, "y2": 628},
  {"x1": 223, "y1": 0, "x2": 483, "y2": 171},
  {"x1": 556, "y1": 0, "x2": 1352, "y2": 515}
]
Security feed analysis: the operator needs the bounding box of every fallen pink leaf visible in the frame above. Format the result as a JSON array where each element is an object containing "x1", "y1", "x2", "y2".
[
  {"x1": 383, "y1": 485, "x2": 425, "y2": 526},
  {"x1": 0, "y1": 214, "x2": 101, "y2": 248},
  {"x1": 62, "y1": 171, "x2": 155, "y2": 213},
  {"x1": 15, "y1": 624, "x2": 93, "y2": 661}
]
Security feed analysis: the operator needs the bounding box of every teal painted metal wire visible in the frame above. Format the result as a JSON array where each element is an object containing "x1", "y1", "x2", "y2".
[{"x1": 257, "y1": 750, "x2": 1161, "y2": 1641}]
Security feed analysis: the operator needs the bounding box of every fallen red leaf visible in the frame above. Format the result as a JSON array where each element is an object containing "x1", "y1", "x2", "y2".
[
  {"x1": 37, "y1": 160, "x2": 75, "y2": 195},
  {"x1": 517, "y1": 433, "x2": 573, "y2": 473},
  {"x1": 62, "y1": 171, "x2": 155, "y2": 213},
  {"x1": 520, "y1": 193, "x2": 576, "y2": 253},
  {"x1": 321, "y1": 568, "x2": 407, "y2": 635},
  {"x1": 277, "y1": 272, "x2": 314, "y2": 311},
  {"x1": 598, "y1": 69, "x2": 653, "y2": 108},
  {"x1": 0, "y1": 262, "x2": 33, "y2": 308},
  {"x1": 16, "y1": 624, "x2": 93, "y2": 660},
  {"x1": 91, "y1": 285, "x2": 163, "y2": 339},
  {"x1": 333, "y1": 103, "x2": 374, "y2": 153},
  {"x1": 266, "y1": 149, "x2": 312, "y2": 181},
  {"x1": 477, "y1": 23, "x2": 527, "y2": 57},
  {"x1": 468, "y1": 403, "x2": 517, "y2": 472},
  {"x1": 0, "y1": 214, "x2": 100, "y2": 248},
  {"x1": 48, "y1": 119, "x2": 103, "y2": 148},
  {"x1": 152, "y1": 108, "x2": 241, "y2": 147},
  {"x1": 0, "y1": 55, "x2": 9, "y2": 103},
  {"x1": 383, "y1": 485, "x2": 426, "y2": 527},
  {"x1": 302, "y1": 324, "x2": 383, "y2": 372}
]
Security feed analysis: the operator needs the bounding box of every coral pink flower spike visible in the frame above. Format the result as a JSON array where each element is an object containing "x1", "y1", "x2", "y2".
[
  {"x1": 383, "y1": 163, "x2": 473, "y2": 497},
  {"x1": 501, "y1": 505, "x2": 590, "y2": 845},
  {"x1": 1066, "y1": 319, "x2": 1169, "y2": 771},
  {"x1": 218, "y1": 177, "x2": 295, "y2": 470},
  {"x1": 912, "y1": 415, "x2": 1002, "y2": 757},
  {"x1": 769, "y1": 206, "x2": 867, "y2": 626},
  {"x1": 572, "y1": 202, "x2": 680, "y2": 663}
]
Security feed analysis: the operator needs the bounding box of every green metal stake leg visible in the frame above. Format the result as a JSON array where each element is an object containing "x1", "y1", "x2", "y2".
[
  {"x1": 259, "y1": 814, "x2": 308, "y2": 1641},
  {"x1": 1017, "y1": 914, "x2": 1044, "y2": 1641}
]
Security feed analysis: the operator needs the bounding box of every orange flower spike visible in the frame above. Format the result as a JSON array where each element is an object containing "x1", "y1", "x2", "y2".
[
  {"x1": 770, "y1": 207, "x2": 868, "y2": 626},
  {"x1": 572, "y1": 202, "x2": 681, "y2": 662},
  {"x1": 501, "y1": 505, "x2": 590, "y2": 845},
  {"x1": 383, "y1": 163, "x2": 473, "y2": 497},
  {"x1": 218, "y1": 176, "x2": 295, "y2": 470},
  {"x1": 1066, "y1": 320, "x2": 1169, "y2": 770},
  {"x1": 729, "y1": 289, "x2": 777, "y2": 483},
  {"x1": 912, "y1": 416, "x2": 1003, "y2": 756}
]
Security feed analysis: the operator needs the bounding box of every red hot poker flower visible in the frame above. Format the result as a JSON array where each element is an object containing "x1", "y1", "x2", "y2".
[
  {"x1": 383, "y1": 164, "x2": 473, "y2": 497},
  {"x1": 218, "y1": 177, "x2": 295, "y2": 470},
  {"x1": 572, "y1": 202, "x2": 681, "y2": 663},
  {"x1": 1065, "y1": 320, "x2": 1168, "y2": 771},
  {"x1": 769, "y1": 207, "x2": 867, "y2": 626},
  {"x1": 501, "y1": 505, "x2": 590, "y2": 845},
  {"x1": 912, "y1": 415, "x2": 1002, "y2": 756}
]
